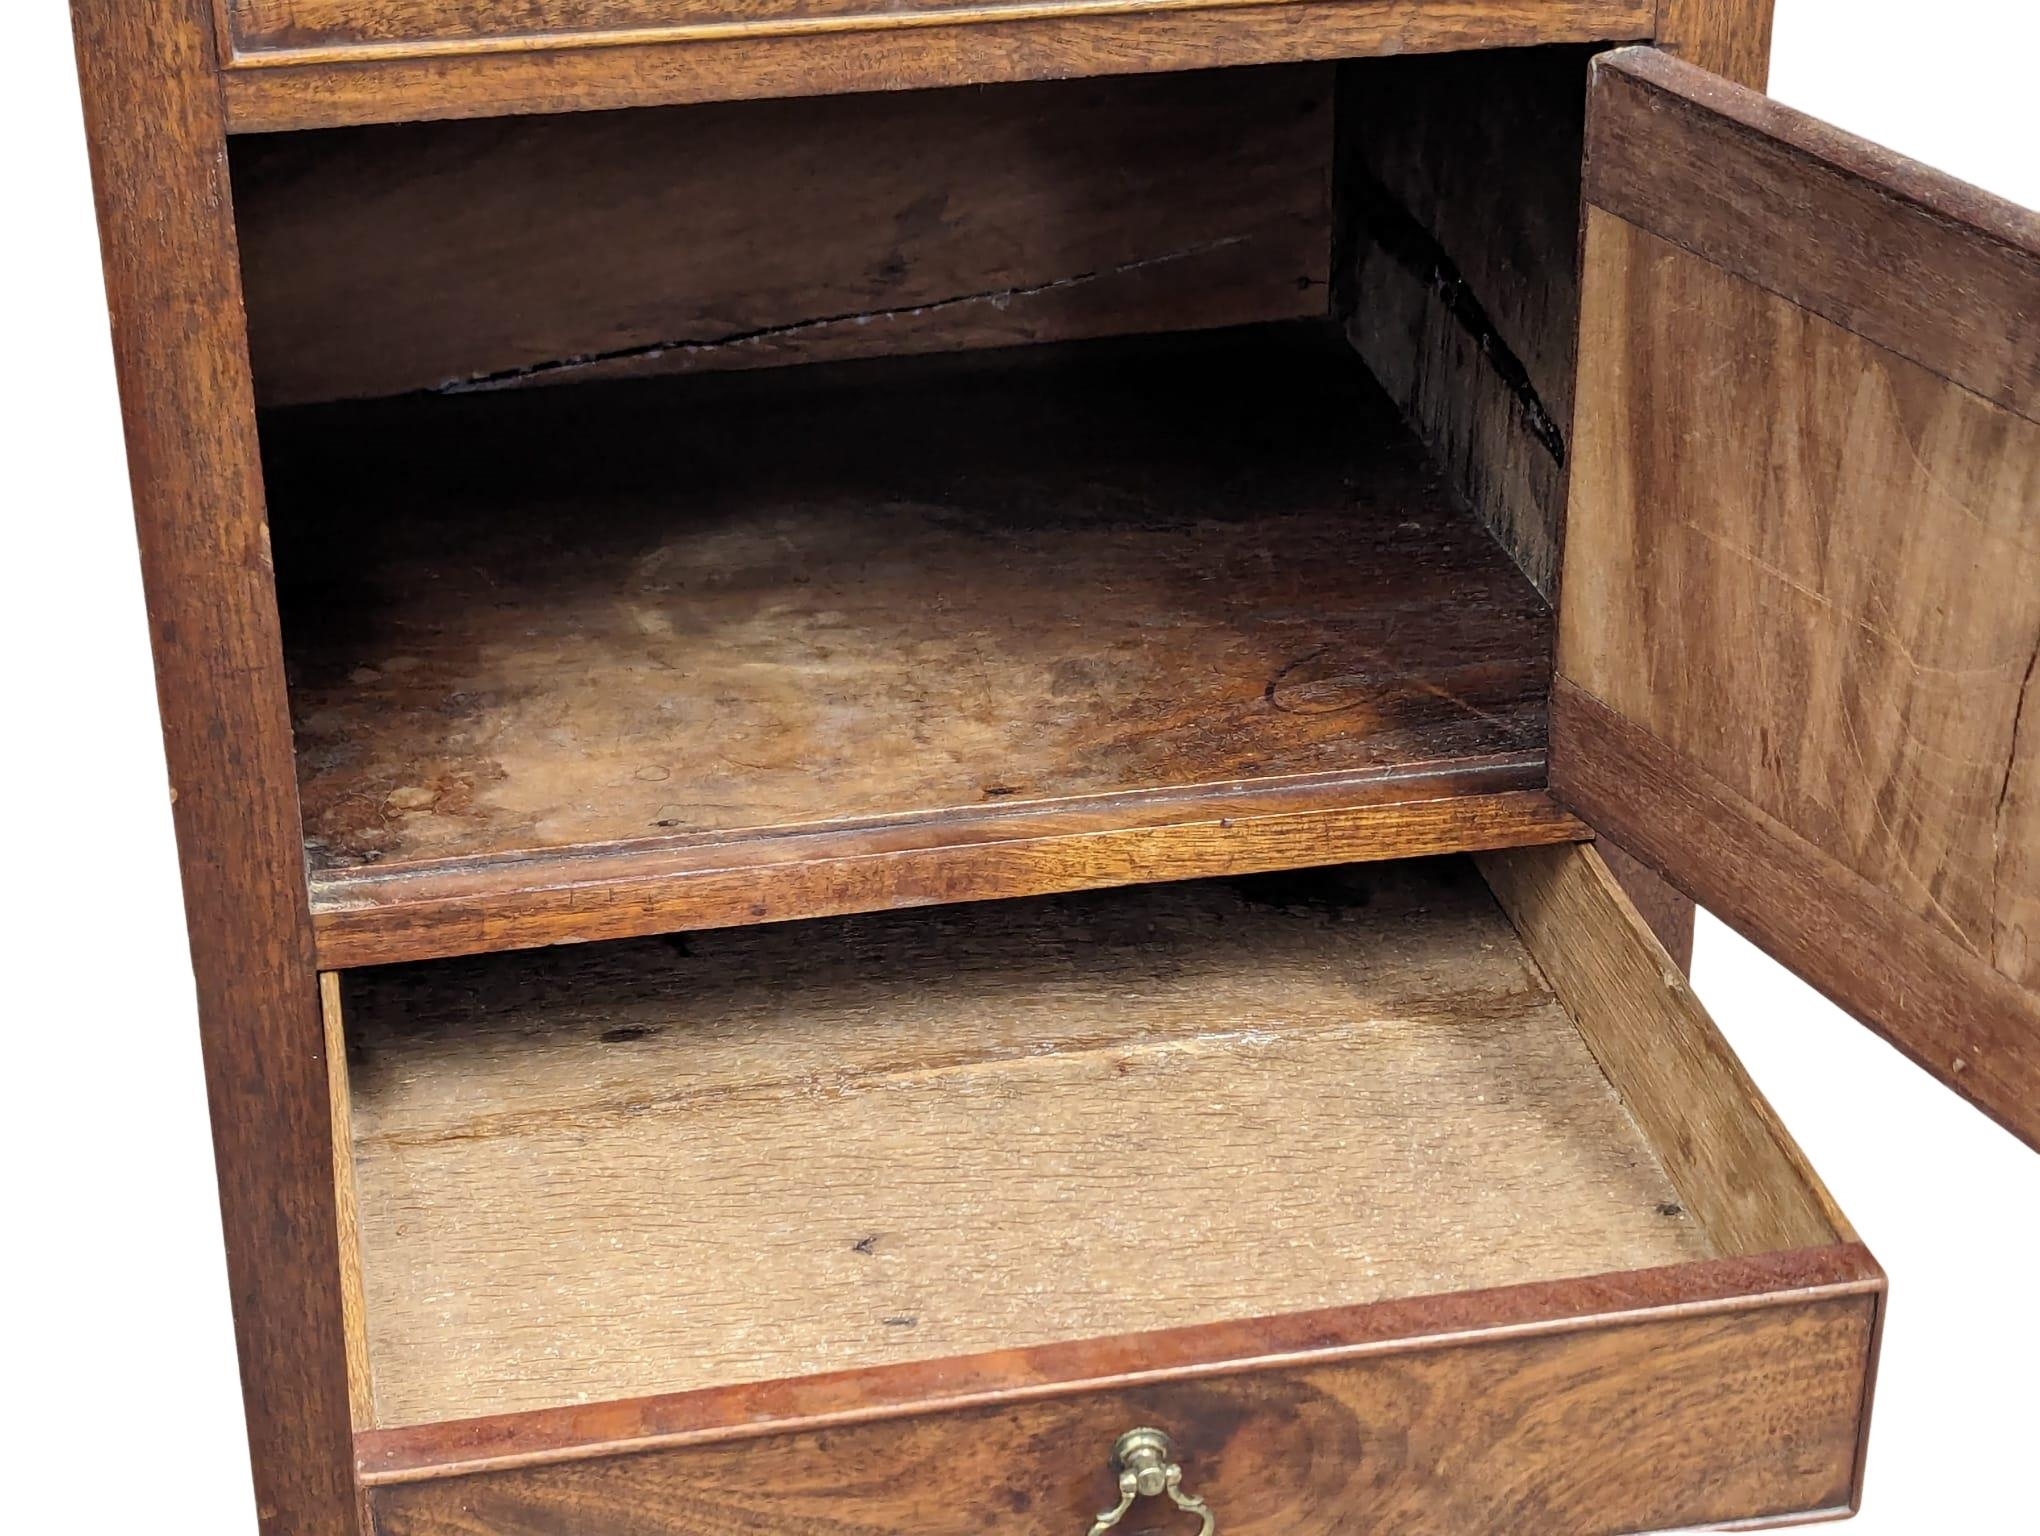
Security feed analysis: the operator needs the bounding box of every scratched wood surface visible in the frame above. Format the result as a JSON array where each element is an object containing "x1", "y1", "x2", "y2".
[
  {"x1": 364, "y1": 1285, "x2": 1876, "y2": 1533},
  {"x1": 272, "y1": 326, "x2": 1558, "y2": 958},
  {"x1": 339, "y1": 861, "x2": 1714, "y2": 1425},
  {"x1": 354, "y1": 1245, "x2": 1881, "y2": 1483},
  {"x1": 233, "y1": 67, "x2": 1331, "y2": 407},
  {"x1": 218, "y1": 1, "x2": 1657, "y2": 133},
  {"x1": 1559, "y1": 52, "x2": 2040, "y2": 1145}
]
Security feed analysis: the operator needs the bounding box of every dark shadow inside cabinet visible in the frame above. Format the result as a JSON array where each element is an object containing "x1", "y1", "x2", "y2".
[{"x1": 231, "y1": 46, "x2": 1597, "y2": 967}]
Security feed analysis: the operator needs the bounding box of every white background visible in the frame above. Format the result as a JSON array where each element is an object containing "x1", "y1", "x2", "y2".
[{"x1": 4, "y1": 1, "x2": 2035, "y2": 1530}]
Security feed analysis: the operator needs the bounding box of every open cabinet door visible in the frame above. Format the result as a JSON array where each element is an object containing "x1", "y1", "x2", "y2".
[{"x1": 1556, "y1": 48, "x2": 2040, "y2": 1148}]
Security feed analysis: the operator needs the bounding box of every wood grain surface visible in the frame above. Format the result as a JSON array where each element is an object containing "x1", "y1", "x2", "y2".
[
  {"x1": 1567, "y1": 218, "x2": 2040, "y2": 985},
  {"x1": 1558, "y1": 685, "x2": 2040, "y2": 1153},
  {"x1": 340, "y1": 861, "x2": 1714, "y2": 1425},
  {"x1": 271, "y1": 327, "x2": 1564, "y2": 963},
  {"x1": 67, "y1": 0, "x2": 360, "y2": 1529},
  {"x1": 309, "y1": 778, "x2": 1586, "y2": 969},
  {"x1": 1654, "y1": 0, "x2": 1775, "y2": 86},
  {"x1": 1336, "y1": 45, "x2": 1591, "y2": 599},
  {"x1": 363, "y1": 1279, "x2": 1879, "y2": 1533},
  {"x1": 233, "y1": 67, "x2": 1331, "y2": 406},
  {"x1": 225, "y1": 0, "x2": 1640, "y2": 52},
  {"x1": 355, "y1": 1244, "x2": 1880, "y2": 1480},
  {"x1": 1330, "y1": 47, "x2": 1701, "y2": 972},
  {"x1": 1565, "y1": 52, "x2": 2040, "y2": 1143},
  {"x1": 1587, "y1": 48, "x2": 2040, "y2": 420},
  {"x1": 1560, "y1": 168, "x2": 2040, "y2": 1143},
  {"x1": 1479, "y1": 844, "x2": 1845, "y2": 1254},
  {"x1": 218, "y1": 1, "x2": 1656, "y2": 133}
]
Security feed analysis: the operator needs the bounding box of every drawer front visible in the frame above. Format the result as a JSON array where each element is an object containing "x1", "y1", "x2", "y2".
[
  {"x1": 222, "y1": 0, "x2": 1657, "y2": 60},
  {"x1": 227, "y1": 0, "x2": 1284, "y2": 53},
  {"x1": 215, "y1": 0, "x2": 1661, "y2": 130},
  {"x1": 365, "y1": 1292, "x2": 1876, "y2": 1535}
]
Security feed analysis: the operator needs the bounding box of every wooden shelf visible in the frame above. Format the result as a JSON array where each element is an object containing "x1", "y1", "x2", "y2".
[
  {"x1": 269, "y1": 326, "x2": 1577, "y2": 968},
  {"x1": 336, "y1": 861, "x2": 1711, "y2": 1428}
]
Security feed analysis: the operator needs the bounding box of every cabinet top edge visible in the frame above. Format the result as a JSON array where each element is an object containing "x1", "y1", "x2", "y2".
[{"x1": 213, "y1": 0, "x2": 1657, "y2": 133}]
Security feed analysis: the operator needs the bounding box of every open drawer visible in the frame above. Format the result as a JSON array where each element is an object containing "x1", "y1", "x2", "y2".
[{"x1": 332, "y1": 844, "x2": 1880, "y2": 1534}]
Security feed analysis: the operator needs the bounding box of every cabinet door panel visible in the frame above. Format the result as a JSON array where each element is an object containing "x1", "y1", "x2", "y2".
[{"x1": 1558, "y1": 47, "x2": 2040, "y2": 1148}]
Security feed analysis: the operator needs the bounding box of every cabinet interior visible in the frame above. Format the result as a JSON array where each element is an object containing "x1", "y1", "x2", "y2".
[
  {"x1": 265, "y1": 328, "x2": 1549, "y2": 871},
  {"x1": 233, "y1": 48, "x2": 1597, "y2": 965}
]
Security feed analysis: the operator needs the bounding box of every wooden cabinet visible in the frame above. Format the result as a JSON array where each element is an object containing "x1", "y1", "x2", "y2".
[{"x1": 65, "y1": 1, "x2": 2035, "y2": 1531}]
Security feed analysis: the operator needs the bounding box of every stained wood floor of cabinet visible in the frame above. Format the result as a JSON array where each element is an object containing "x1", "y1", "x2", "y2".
[
  {"x1": 269, "y1": 325, "x2": 1552, "y2": 933},
  {"x1": 338, "y1": 858, "x2": 1711, "y2": 1427}
]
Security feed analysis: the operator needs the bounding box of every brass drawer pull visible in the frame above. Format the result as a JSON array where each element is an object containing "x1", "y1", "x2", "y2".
[{"x1": 1088, "y1": 1428, "x2": 1216, "y2": 1535}]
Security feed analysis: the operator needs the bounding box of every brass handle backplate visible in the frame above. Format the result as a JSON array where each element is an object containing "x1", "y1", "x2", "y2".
[{"x1": 1088, "y1": 1428, "x2": 1216, "y2": 1535}]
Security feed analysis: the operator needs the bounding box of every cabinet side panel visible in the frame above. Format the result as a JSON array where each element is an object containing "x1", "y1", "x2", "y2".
[
  {"x1": 1656, "y1": 0, "x2": 1776, "y2": 88},
  {"x1": 1332, "y1": 47, "x2": 1700, "y2": 968},
  {"x1": 66, "y1": 0, "x2": 356, "y2": 1529},
  {"x1": 1334, "y1": 45, "x2": 1590, "y2": 600}
]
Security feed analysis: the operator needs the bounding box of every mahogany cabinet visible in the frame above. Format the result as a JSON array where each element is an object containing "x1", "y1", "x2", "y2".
[{"x1": 66, "y1": 0, "x2": 2037, "y2": 1530}]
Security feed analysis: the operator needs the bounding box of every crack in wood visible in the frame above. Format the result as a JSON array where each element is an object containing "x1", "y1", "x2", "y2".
[
  {"x1": 1341, "y1": 170, "x2": 1567, "y2": 467},
  {"x1": 1995, "y1": 624, "x2": 2040, "y2": 969},
  {"x1": 434, "y1": 237, "x2": 1254, "y2": 394}
]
